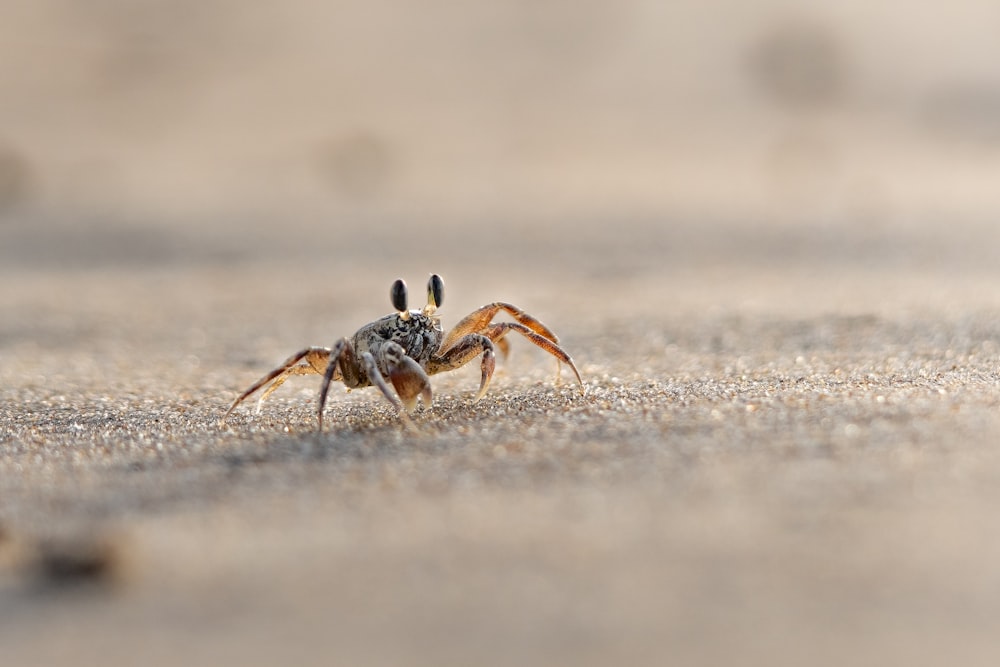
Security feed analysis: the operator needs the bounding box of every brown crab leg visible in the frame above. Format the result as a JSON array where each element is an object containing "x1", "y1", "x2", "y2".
[
  {"x1": 427, "y1": 334, "x2": 497, "y2": 402},
  {"x1": 255, "y1": 364, "x2": 317, "y2": 412},
  {"x1": 256, "y1": 347, "x2": 338, "y2": 410},
  {"x1": 483, "y1": 322, "x2": 583, "y2": 387},
  {"x1": 493, "y1": 334, "x2": 511, "y2": 361},
  {"x1": 438, "y1": 302, "x2": 560, "y2": 355},
  {"x1": 222, "y1": 346, "x2": 331, "y2": 425},
  {"x1": 317, "y1": 338, "x2": 354, "y2": 431}
]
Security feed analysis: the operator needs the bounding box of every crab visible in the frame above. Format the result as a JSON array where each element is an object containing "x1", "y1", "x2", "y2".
[{"x1": 221, "y1": 274, "x2": 583, "y2": 430}]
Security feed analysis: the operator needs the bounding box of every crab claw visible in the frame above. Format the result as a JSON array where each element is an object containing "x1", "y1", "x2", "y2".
[{"x1": 385, "y1": 343, "x2": 432, "y2": 413}]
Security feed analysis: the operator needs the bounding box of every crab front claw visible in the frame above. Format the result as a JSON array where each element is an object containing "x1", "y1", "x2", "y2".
[{"x1": 384, "y1": 343, "x2": 433, "y2": 413}]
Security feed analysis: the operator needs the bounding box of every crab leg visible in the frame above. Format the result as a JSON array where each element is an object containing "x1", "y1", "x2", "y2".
[
  {"x1": 222, "y1": 347, "x2": 331, "y2": 424},
  {"x1": 484, "y1": 322, "x2": 583, "y2": 387},
  {"x1": 255, "y1": 364, "x2": 318, "y2": 412},
  {"x1": 493, "y1": 335, "x2": 511, "y2": 361},
  {"x1": 438, "y1": 302, "x2": 560, "y2": 354},
  {"x1": 317, "y1": 338, "x2": 355, "y2": 431},
  {"x1": 427, "y1": 334, "x2": 497, "y2": 401}
]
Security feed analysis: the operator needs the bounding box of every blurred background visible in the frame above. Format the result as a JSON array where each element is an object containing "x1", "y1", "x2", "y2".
[{"x1": 2, "y1": 0, "x2": 1000, "y2": 269}]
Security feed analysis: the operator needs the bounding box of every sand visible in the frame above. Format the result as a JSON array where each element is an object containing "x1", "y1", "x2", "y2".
[
  {"x1": 5, "y1": 1, "x2": 1000, "y2": 663},
  {"x1": 3, "y1": 216, "x2": 1000, "y2": 667}
]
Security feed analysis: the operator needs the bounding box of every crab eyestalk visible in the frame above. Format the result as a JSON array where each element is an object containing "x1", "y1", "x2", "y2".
[
  {"x1": 424, "y1": 274, "x2": 444, "y2": 315},
  {"x1": 391, "y1": 279, "x2": 410, "y2": 320}
]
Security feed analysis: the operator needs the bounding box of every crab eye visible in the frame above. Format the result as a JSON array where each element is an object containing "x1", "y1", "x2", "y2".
[
  {"x1": 427, "y1": 274, "x2": 444, "y2": 308},
  {"x1": 390, "y1": 279, "x2": 408, "y2": 312}
]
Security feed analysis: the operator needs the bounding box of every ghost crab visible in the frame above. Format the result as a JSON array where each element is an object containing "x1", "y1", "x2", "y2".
[{"x1": 222, "y1": 274, "x2": 583, "y2": 430}]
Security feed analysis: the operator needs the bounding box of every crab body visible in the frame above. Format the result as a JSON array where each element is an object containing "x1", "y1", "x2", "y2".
[
  {"x1": 222, "y1": 274, "x2": 582, "y2": 430},
  {"x1": 345, "y1": 311, "x2": 444, "y2": 387}
]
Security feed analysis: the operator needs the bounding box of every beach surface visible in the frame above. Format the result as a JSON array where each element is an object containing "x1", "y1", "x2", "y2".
[
  {"x1": 4, "y1": 216, "x2": 1000, "y2": 666},
  {"x1": 4, "y1": 2, "x2": 1000, "y2": 664}
]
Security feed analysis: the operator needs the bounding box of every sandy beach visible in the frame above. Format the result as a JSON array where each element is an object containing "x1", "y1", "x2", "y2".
[{"x1": 4, "y1": 2, "x2": 1000, "y2": 665}]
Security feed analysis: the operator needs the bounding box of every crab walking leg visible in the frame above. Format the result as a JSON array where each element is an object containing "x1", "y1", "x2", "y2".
[
  {"x1": 317, "y1": 338, "x2": 355, "y2": 431},
  {"x1": 438, "y1": 302, "x2": 561, "y2": 354},
  {"x1": 255, "y1": 347, "x2": 335, "y2": 412},
  {"x1": 254, "y1": 365, "x2": 314, "y2": 413},
  {"x1": 222, "y1": 346, "x2": 331, "y2": 424},
  {"x1": 484, "y1": 322, "x2": 583, "y2": 388},
  {"x1": 492, "y1": 333, "x2": 511, "y2": 361},
  {"x1": 428, "y1": 334, "x2": 497, "y2": 402}
]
